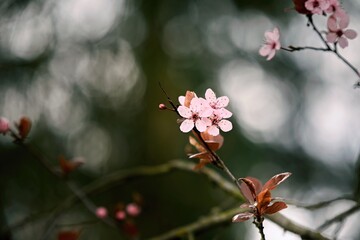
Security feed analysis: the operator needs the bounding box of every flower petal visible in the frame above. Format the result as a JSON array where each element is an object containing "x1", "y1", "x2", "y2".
[
  {"x1": 205, "y1": 88, "x2": 216, "y2": 104},
  {"x1": 178, "y1": 106, "x2": 192, "y2": 118},
  {"x1": 338, "y1": 37, "x2": 348, "y2": 48},
  {"x1": 178, "y1": 96, "x2": 185, "y2": 106},
  {"x1": 180, "y1": 119, "x2": 194, "y2": 132},
  {"x1": 327, "y1": 16, "x2": 338, "y2": 32},
  {"x1": 344, "y1": 29, "x2": 357, "y2": 39},
  {"x1": 218, "y1": 120, "x2": 233, "y2": 132},
  {"x1": 266, "y1": 50, "x2": 276, "y2": 61},
  {"x1": 232, "y1": 212, "x2": 254, "y2": 222},
  {"x1": 326, "y1": 32, "x2": 338, "y2": 43},
  {"x1": 259, "y1": 45, "x2": 271, "y2": 57},
  {"x1": 339, "y1": 13, "x2": 350, "y2": 29},
  {"x1": 207, "y1": 125, "x2": 220, "y2": 136},
  {"x1": 215, "y1": 96, "x2": 229, "y2": 108},
  {"x1": 195, "y1": 119, "x2": 208, "y2": 132}
]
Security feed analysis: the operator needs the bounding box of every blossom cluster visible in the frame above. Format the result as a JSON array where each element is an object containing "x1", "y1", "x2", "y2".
[
  {"x1": 259, "y1": 0, "x2": 357, "y2": 60},
  {"x1": 177, "y1": 88, "x2": 232, "y2": 136}
]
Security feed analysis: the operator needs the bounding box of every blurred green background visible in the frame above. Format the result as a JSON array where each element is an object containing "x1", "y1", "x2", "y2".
[{"x1": 0, "y1": 0, "x2": 360, "y2": 239}]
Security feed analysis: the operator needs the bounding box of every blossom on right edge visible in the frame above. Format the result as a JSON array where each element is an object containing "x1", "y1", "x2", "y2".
[
  {"x1": 259, "y1": 27, "x2": 281, "y2": 61},
  {"x1": 326, "y1": 14, "x2": 357, "y2": 49}
]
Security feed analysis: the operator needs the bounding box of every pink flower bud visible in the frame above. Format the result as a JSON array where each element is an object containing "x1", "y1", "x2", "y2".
[
  {"x1": 96, "y1": 207, "x2": 108, "y2": 219},
  {"x1": 126, "y1": 203, "x2": 141, "y2": 217},
  {"x1": 115, "y1": 210, "x2": 126, "y2": 220},
  {"x1": 0, "y1": 117, "x2": 10, "y2": 135},
  {"x1": 159, "y1": 103, "x2": 167, "y2": 110}
]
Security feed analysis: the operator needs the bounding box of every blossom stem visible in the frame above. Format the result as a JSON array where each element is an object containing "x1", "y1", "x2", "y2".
[
  {"x1": 281, "y1": 46, "x2": 330, "y2": 52},
  {"x1": 253, "y1": 216, "x2": 266, "y2": 240},
  {"x1": 193, "y1": 129, "x2": 243, "y2": 192}
]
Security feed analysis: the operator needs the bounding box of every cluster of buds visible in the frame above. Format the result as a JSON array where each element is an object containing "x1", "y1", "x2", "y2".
[{"x1": 96, "y1": 193, "x2": 143, "y2": 238}]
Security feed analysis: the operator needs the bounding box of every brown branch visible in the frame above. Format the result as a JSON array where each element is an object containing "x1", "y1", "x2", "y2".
[
  {"x1": 267, "y1": 213, "x2": 330, "y2": 240},
  {"x1": 3, "y1": 159, "x2": 332, "y2": 240}
]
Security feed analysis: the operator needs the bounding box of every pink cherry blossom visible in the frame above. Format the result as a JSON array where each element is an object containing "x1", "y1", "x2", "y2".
[
  {"x1": 203, "y1": 89, "x2": 233, "y2": 136},
  {"x1": 207, "y1": 108, "x2": 233, "y2": 136},
  {"x1": 259, "y1": 27, "x2": 281, "y2": 61},
  {"x1": 96, "y1": 207, "x2": 108, "y2": 219},
  {"x1": 0, "y1": 117, "x2": 9, "y2": 135},
  {"x1": 177, "y1": 97, "x2": 212, "y2": 133},
  {"x1": 326, "y1": 14, "x2": 357, "y2": 48},
  {"x1": 115, "y1": 210, "x2": 126, "y2": 220},
  {"x1": 205, "y1": 88, "x2": 230, "y2": 110},
  {"x1": 325, "y1": 0, "x2": 341, "y2": 14},
  {"x1": 305, "y1": 0, "x2": 330, "y2": 15},
  {"x1": 126, "y1": 203, "x2": 141, "y2": 217}
]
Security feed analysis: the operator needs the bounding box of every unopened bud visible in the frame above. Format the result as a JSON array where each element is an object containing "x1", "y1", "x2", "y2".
[
  {"x1": 0, "y1": 117, "x2": 10, "y2": 135},
  {"x1": 159, "y1": 103, "x2": 167, "y2": 110},
  {"x1": 96, "y1": 207, "x2": 108, "y2": 219}
]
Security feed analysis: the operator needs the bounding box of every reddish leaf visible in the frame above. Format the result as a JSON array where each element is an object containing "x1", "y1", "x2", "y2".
[
  {"x1": 193, "y1": 158, "x2": 212, "y2": 170},
  {"x1": 246, "y1": 177, "x2": 263, "y2": 194},
  {"x1": 58, "y1": 230, "x2": 80, "y2": 240},
  {"x1": 189, "y1": 136, "x2": 206, "y2": 153},
  {"x1": 256, "y1": 189, "x2": 272, "y2": 216},
  {"x1": 240, "y1": 178, "x2": 257, "y2": 203},
  {"x1": 16, "y1": 117, "x2": 32, "y2": 139},
  {"x1": 264, "y1": 201, "x2": 288, "y2": 215},
  {"x1": 263, "y1": 172, "x2": 291, "y2": 191},
  {"x1": 232, "y1": 212, "x2": 254, "y2": 222},
  {"x1": 200, "y1": 131, "x2": 224, "y2": 150}
]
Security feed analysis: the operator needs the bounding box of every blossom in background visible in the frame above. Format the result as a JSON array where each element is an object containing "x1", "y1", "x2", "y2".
[
  {"x1": 116, "y1": 210, "x2": 126, "y2": 220},
  {"x1": 126, "y1": 203, "x2": 141, "y2": 217},
  {"x1": 326, "y1": 14, "x2": 357, "y2": 48},
  {"x1": 259, "y1": 27, "x2": 281, "y2": 61},
  {"x1": 325, "y1": 0, "x2": 341, "y2": 15},
  {"x1": 305, "y1": 0, "x2": 330, "y2": 15},
  {"x1": 96, "y1": 207, "x2": 108, "y2": 219},
  {"x1": 232, "y1": 172, "x2": 291, "y2": 222},
  {"x1": 0, "y1": 117, "x2": 10, "y2": 135}
]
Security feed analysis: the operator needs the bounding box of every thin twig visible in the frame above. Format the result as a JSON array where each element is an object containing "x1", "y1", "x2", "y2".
[
  {"x1": 281, "y1": 46, "x2": 330, "y2": 52},
  {"x1": 148, "y1": 207, "x2": 243, "y2": 240},
  {"x1": 317, "y1": 204, "x2": 360, "y2": 231},
  {"x1": 253, "y1": 216, "x2": 266, "y2": 240},
  {"x1": 286, "y1": 194, "x2": 354, "y2": 210},
  {"x1": 7, "y1": 130, "x2": 119, "y2": 238}
]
